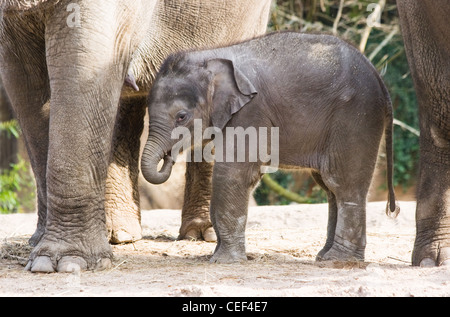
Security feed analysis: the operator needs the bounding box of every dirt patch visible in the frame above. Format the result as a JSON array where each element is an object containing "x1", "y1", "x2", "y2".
[{"x1": 1, "y1": 201, "x2": 449, "y2": 297}]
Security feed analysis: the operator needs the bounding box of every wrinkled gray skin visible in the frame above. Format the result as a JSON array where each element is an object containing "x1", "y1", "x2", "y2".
[
  {"x1": 0, "y1": 0, "x2": 271, "y2": 272},
  {"x1": 142, "y1": 32, "x2": 399, "y2": 263},
  {"x1": 397, "y1": 1, "x2": 450, "y2": 267}
]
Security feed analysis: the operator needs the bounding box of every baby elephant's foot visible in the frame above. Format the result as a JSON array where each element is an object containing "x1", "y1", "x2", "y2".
[
  {"x1": 316, "y1": 239, "x2": 365, "y2": 262},
  {"x1": 210, "y1": 244, "x2": 247, "y2": 263}
]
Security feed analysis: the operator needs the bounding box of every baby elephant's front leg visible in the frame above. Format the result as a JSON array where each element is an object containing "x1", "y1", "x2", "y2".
[{"x1": 209, "y1": 163, "x2": 259, "y2": 263}]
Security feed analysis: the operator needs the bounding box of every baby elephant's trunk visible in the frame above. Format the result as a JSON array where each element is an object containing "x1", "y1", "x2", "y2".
[{"x1": 141, "y1": 140, "x2": 174, "y2": 185}]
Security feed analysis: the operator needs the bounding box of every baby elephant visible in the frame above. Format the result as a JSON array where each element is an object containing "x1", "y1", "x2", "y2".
[{"x1": 141, "y1": 31, "x2": 399, "y2": 263}]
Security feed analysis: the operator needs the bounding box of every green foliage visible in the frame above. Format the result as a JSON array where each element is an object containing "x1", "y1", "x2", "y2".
[
  {"x1": 255, "y1": 0, "x2": 419, "y2": 205},
  {"x1": 255, "y1": 171, "x2": 291, "y2": 206},
  {"x1": 0, "y1": 119, "x2": 36, "y2": 214},
  {"x1": 0, "y1": 119, "x2": 20, "y2": 139},
  {"x1": 0, "y1": 158, "x2": 35, "y2": 214},
  {"x1": 254, "y1": 171, "x2": 327, "y2": 205},
  {"x1": 261, "y1": 174, "x2": 312, "y2": 204}
]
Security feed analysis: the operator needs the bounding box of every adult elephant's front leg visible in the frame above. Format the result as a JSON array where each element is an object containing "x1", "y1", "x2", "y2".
[
  {"x1": 26, "y1": 4, "x2": 132, "y2": 273},
  {"x1": 28, "y1": 86, "x2": 116, "y2": 273},
  {"x1": 178, "y1": 158, "x2": 216, "y2": 242},
  {"x1": 105, "y1": 96, "x2": 146, "y2": 244},
  {"x1": 0, "y1": 13, "x2": 50, "y2": 248}
]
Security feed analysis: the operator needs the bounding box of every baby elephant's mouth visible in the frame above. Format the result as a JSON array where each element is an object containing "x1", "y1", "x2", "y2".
[{"x1": 164, "y1": 150, "x2": 175, "y2": 166}]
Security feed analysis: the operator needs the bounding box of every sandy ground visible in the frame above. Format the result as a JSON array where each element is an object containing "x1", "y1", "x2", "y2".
[{"x1": 1, "y1": 201, "x2": 449, "y2": 297}]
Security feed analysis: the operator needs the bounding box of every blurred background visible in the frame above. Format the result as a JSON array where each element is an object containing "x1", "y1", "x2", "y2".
[{"x1": 0, "y1": 0, "x2": 418, "y2": 213}]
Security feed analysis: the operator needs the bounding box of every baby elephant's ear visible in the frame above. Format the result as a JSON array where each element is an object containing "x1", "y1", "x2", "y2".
[{"x1": 206, "y1": 58, "x2": 257, "y2": 129}]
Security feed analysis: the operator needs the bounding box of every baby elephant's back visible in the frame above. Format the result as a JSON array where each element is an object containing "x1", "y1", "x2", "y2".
[
  {"x1": 262, "y1": 32, "x2": 390, "y2": 117},
  {"x1": 257, "y1": 33, "x2": 391, "y2": 156},
  {"x1": 262, "y1": 32, "x2": 388, "y2": 105}
]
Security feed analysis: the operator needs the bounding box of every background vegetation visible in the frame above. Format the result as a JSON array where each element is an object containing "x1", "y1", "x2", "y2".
[
  {"x1": 0, "y1": 120, "x2": 35, "y2": 213},
  {"x1": 254, "y1": 0, "x2": 419, "y2": 205}
]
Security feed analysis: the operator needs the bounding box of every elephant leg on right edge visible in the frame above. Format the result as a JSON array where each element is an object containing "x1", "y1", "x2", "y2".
[
  {"x1": 412, "y1": 151, "x2": 450, "y2": 267},
  {"x1": 397, "y1": 0, "x2": 450, "y2": 267},
  {"x1": 178, "y1": 158, "x2": 216, "y2": 242}
]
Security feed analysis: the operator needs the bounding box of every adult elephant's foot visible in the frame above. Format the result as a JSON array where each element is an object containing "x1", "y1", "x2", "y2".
[
  {"x1": 28, "y1": 199, "x2": 48, "y2": 247},
  {"x1": 412, "y1": 190, "x2": 450, "y2": 267},
  {"x1": 412, "y1": 221, "x2": 450, "y2": 267},
  {"x1": 105, "y1": 167, "x2": 143, "y2": 244},
  {"x1": 28, "y1": 227, "x2": 44, "y2": 247},
  {"x1": 178, "y1": 216, "x2": 216, "y2": 242},
  {"x1": 180, "y1": 160, "x2": 215, "y2": 242},
  {"x1": 25, "y1": 235, "x2": 112, "y2": 273},
  {"x1": 109, "y1": 228, "x2": 141, "y2": 244},
  {"x1": 413, "y1": 245, "x2": 450, "y2": 267},
  {"x1": 418, "y1": 255, "x2": 450, "y2": 267},
  {"x1": 107, "y1": 211, "x2": 142, "y2": 244},
  {"x1": 315, "y1": 238, "x2": 365, "y2": 262}
]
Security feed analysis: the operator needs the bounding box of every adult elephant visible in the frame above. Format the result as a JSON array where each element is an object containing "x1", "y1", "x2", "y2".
[
  {"x1": 397, "y1": 1, "x2": 450, "y2": 267},
  {"x1": 0, "y1": 0, "x2": 271, "y2": 273}
]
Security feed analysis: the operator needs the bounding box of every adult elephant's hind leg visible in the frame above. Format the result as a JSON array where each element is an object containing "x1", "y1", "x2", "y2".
[
  {"x1": 105, "y1": 96, "x2": 146, "y2": 244},
  {"x1": 178, "y1": 159, "x2": 216, "y2": 242}
]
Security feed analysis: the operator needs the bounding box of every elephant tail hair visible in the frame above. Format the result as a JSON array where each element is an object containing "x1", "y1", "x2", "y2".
[{"x1": 384, "y1": 95, "x2": 400, "y2": 219}]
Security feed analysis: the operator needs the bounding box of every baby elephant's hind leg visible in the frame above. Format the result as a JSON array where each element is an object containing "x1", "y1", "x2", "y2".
[
  {"x1": 311, "y1": 172, "x2": 338, "y2": 259},
  {"x1": 319, "y1": 199, "x2": 367, "y2": 261}
]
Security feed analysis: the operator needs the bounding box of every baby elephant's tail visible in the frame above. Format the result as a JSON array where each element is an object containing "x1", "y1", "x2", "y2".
[
  {"x1": 385, "y1": 110, "x2": 400, "y2": 218},
  {"x1": 377, "y1": 70, "x2": 400, "y2": 218}
]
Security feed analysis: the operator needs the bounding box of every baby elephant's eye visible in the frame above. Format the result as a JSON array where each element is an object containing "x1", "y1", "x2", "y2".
[{"x1": 175, "y1": 111, "x2": 189, "y2": 125}]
